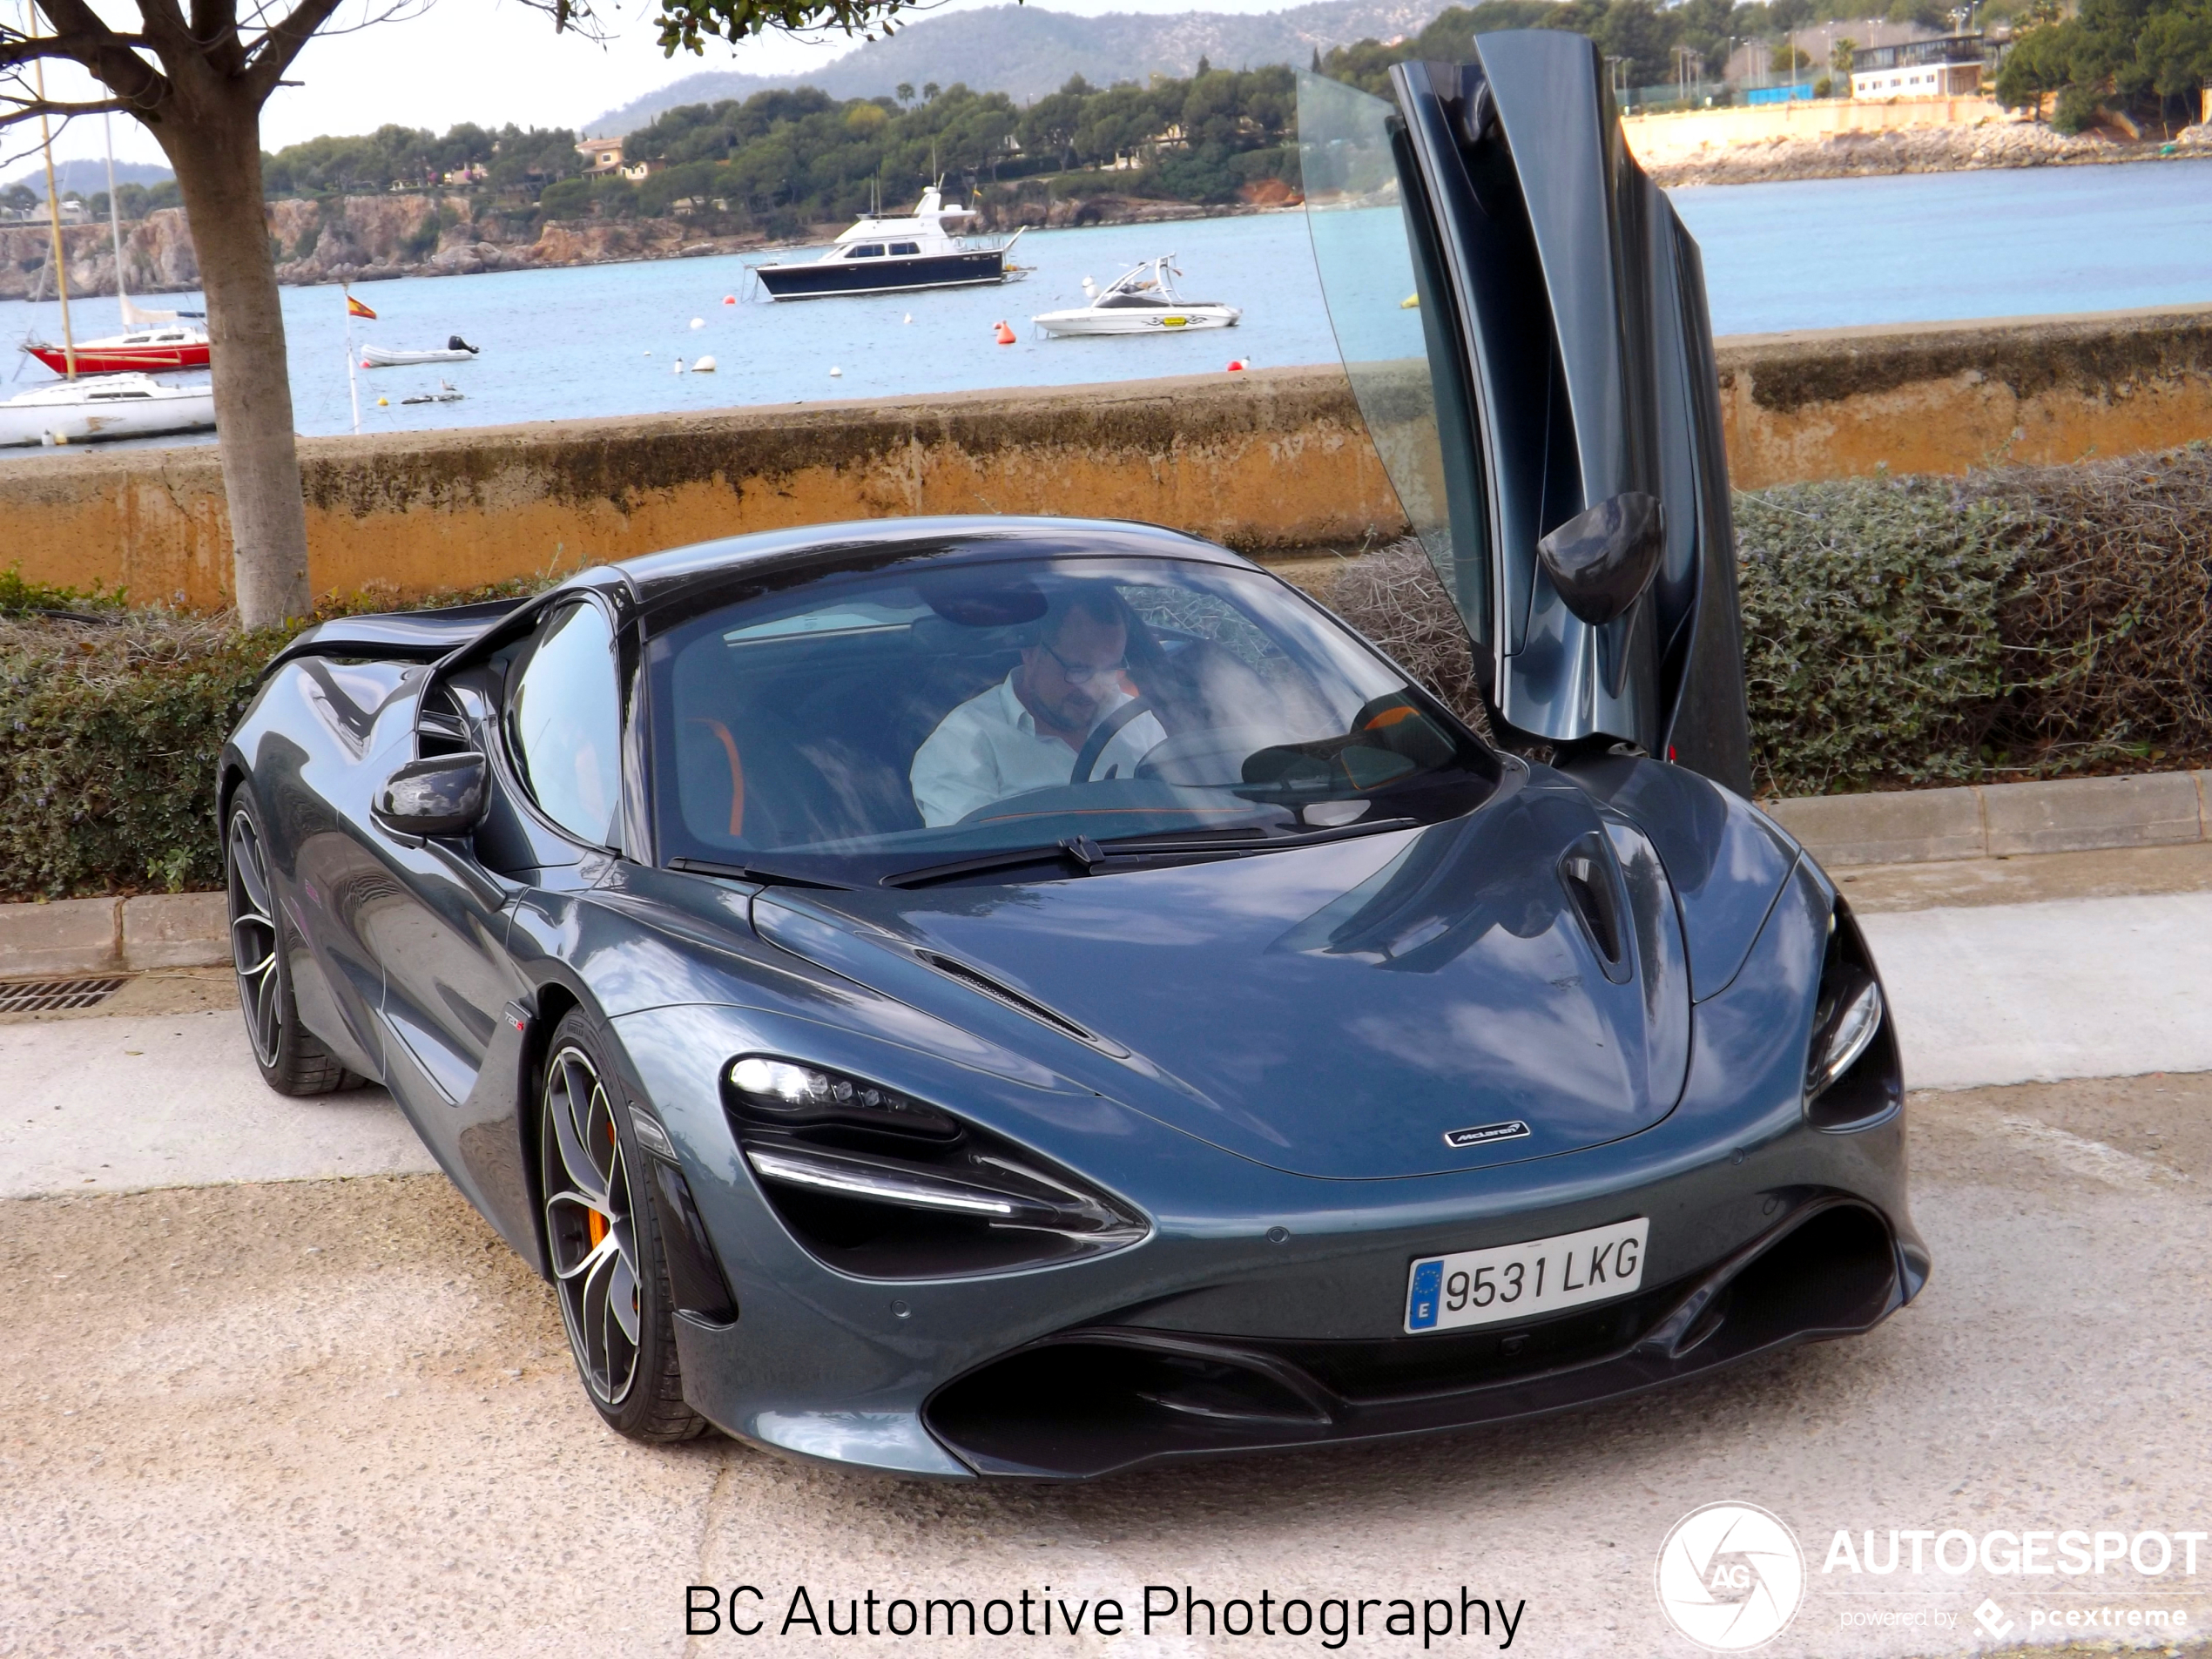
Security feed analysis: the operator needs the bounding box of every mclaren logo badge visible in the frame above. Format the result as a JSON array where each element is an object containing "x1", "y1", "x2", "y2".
[{"x1": 1443, "y1": 1119, "x2": 1532, "y2": 1149}]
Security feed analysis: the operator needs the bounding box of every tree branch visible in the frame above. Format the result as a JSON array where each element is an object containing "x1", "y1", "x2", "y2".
[
  {"x1": 0, "y1": 94, "x2": 138, "y2": 125},
  {"x1": 18, "y1": 0, "x2": 170, "y2": 119},
  {"x1": 240, "y1": 0, "x2": 349, "y2": 97},
  {"x1": 0, "y1": 31, "x2": 150, "y2": 65}
]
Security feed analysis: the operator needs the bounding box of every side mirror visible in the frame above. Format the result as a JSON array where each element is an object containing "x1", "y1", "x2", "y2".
[
  {"x1": 1535, "y1": 492, "x2": 1665, "y2": 628},
  {"x1": 374, "y1": 752, "x2": 488, "y2": 839}
]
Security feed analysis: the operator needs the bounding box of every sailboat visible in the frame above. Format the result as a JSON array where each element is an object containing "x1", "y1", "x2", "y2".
[
  {"x1": 19, "y1": 114, "x2": 212, "y2": 375},
  {"x1": 3, "y1": 110, "x2": 214, "y2": 446}
]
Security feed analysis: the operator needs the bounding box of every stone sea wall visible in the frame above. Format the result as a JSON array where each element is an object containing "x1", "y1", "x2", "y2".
[{"x1": 3, "y1": 305, "x2": 2210, "y2": 610}]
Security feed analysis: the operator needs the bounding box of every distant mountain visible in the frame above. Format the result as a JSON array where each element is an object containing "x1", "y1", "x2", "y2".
[
  {"x1": 0, "y1": 158, "x2": 174, "y2": 196},
  {"x1": 584, "y1": 0, "x2": 1453, "y2": 134}
]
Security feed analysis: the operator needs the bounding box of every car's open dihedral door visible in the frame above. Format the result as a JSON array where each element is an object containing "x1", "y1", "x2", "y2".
[{"x1": 1298, "y1": 35, "x2": 1751, "y2": 791}]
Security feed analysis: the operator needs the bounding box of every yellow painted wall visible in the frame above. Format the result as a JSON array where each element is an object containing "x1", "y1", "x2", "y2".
[
  {"x1": 6, "y1": 307, "x2": 2212, "y2": 610},
  {"x1": 1714, "y1": 306, "x2": 2212, "y2": 489},
  {"x1": 0, "y1": 370, "x2": 1406, "y2": 611}
]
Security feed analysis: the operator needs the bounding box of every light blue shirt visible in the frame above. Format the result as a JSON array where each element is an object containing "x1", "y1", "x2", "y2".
[{"x1": 910, "y1": 671, "x2": 1164, "y2": 827}]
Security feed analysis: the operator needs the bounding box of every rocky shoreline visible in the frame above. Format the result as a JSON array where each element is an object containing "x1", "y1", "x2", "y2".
[
  {"x1": 1643, "y1": 118, "x2": 2212, "y2": 188},
  {"x1": 0, "y1": 189, "x2": 1293, "y2": 301}
]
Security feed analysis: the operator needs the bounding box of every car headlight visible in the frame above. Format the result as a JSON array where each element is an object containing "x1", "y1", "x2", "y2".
[
  {"x1": 728, "y1": 1055, "x2": 962, "y2": 1142},
  {"x1": 1806, "y1": 968, "x2": 1883, "y2": 1099},
  {"x1": 1803, "y1": 904, "x2": 1903, "y2": 1131},
  {"x1": 724, "y1": 1055, "x2": 1148, "y2": 1278}
]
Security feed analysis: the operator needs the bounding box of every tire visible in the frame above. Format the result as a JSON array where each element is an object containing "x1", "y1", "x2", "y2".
[
  {"x1": 538, "y1": 1008, "x2": 709, "y2": 1443},
  {"x1": 226, "y1": 789, "x2": 364, "y2": 1097}
]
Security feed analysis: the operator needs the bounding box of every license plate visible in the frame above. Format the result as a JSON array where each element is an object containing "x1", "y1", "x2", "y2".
[{"x1": 1404, "y1": 1217, "x2": 1649, "y2": 1334}]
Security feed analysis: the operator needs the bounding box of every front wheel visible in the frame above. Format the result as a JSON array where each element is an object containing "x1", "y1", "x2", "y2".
[
  {"x1": 539, "y1": 1009, "x2": 708, "y2": 1442},
  {"x1": 226, "y1": 791, "x2": 362, "y2": 1097}
]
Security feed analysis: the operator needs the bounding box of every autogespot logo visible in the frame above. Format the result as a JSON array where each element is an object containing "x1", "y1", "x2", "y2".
[{"x1": 1656, "y1": 1502, "x2": 1807, "y2": 1651}]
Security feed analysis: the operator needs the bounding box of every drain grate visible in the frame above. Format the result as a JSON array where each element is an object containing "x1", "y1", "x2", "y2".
[{"x1": 0, "y1": 975, "x2": 128, "y2": 1014}]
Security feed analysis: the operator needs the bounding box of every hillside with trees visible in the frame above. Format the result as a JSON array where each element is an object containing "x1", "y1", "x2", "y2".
[
  {"x1": 604, "y1": 67, "x2": 1298, "y2": 233},
  {"x1": 1995, "y1": 0, "x2": 2212, "y2": 135}
]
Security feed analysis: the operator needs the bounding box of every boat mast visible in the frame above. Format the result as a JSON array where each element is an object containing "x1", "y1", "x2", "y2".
[
  {"x1": 102, "y1": 112, "x2": 130, "y2": 328},
  {"x1": 32, "y1": 54, "x2": 77, "y2": 380}
]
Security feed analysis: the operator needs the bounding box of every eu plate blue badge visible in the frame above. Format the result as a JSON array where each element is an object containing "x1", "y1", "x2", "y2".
[{"x1": 1407, "y1": 1259, "x2": 1443, "y2": 1331}]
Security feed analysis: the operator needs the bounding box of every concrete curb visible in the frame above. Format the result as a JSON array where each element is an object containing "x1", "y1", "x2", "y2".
[
  {"x1": 1766, "y1": 771, "x2": 2212, "y2": 867},
  {"x1": 1, "y1": 771, "x2": 2206, "y2": 975},
  {"x1": 0, "y1": 892, "x2": 226, "y2": 978}
]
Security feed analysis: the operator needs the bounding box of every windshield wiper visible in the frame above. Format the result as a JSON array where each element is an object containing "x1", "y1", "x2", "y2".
[
  {"x1": 880, "y1": 840, "x2": 1104, "y2": 890},
  {"x1": 1093, "y1": 817, "x2": 1417, "y2": 856},
  {"x1": 667, "y1": 855, "x2": 850, "y2": 891},
  {"x1": 881, "y1": 819, "x2": 1419, "y2": 890}
]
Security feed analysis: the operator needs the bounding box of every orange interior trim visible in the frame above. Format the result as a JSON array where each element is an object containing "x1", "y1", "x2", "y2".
[
  {"x1": 1362, "y1": 705, "x2": 1420, "y2": 731},
  {"x1": 686, "y1": 717, "x2": 746, "y2": 836}
]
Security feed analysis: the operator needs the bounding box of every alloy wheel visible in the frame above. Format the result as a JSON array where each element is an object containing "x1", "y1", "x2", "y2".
[
  {"x1": 226, "y1": 810, "x2": 282, "y2": 1067},
  {"x1": 543, "y1": 1044, "x2": 643, "y2": 1407}
]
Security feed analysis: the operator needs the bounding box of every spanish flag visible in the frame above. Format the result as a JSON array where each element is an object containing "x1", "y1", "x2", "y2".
[{"x1": 346, "y1": 292, "x2": 377, "y2": 320}]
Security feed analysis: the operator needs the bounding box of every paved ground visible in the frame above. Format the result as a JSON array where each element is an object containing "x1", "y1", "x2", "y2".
[
  {"x1": 5, "y1": 1075, "x2": 2208, "y2": 1657},
  {"x1": 3, "y1": 848, "x2": 2209, "y2": 1656}
]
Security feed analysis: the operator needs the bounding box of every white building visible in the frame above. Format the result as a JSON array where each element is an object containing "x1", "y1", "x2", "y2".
[{"x1": 1851, "y1": 35, "x2": 1985, "y2": 98}]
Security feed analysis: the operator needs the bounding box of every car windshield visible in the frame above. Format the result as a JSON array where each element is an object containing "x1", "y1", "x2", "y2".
[{"x1": 645, "y1": 555, "x2": 1497, "y2": 885}]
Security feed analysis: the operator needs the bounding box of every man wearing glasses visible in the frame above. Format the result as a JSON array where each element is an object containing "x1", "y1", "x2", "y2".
[{"x1": 911, "y1": 583, "x2": 1167, "y2": 827}]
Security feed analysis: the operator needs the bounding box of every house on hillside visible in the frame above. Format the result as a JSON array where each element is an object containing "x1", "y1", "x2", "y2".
[
  {"x1": 577, "y1": 136, "x2": 627, "y2": 176},
  {"x1": 1851, "y1": 35, "x2": 1986, "y2": 98}
]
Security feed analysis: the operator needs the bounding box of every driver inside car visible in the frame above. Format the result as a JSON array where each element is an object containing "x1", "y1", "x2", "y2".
[{"x1": 910, "y1": 584, "x2": 1168, "y2": 827}]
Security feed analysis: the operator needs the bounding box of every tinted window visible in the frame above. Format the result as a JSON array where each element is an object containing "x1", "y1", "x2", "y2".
[
  {"x1": 508, "y1": 602, "x2": 622, "y2": 846},
  {"x1": 1297, "y1": 71, "x2": 1491, "y2": 651},
  {"x1": 647, "y1": 556, "x2": 1497, "y2": 886}
]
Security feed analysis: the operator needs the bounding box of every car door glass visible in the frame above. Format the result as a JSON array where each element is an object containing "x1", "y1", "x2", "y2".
[
  {"x1": 508, "y1": 602, "x2": 621, "y2": 846},
  {"x1": 1297, "y1": 69, "x2": 1489, "y2": 651}
]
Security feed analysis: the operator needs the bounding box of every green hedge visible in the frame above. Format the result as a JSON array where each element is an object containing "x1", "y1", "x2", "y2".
[
  {"x1": 0, "y1": 574, "x2": 544, "y2": 902},
  {"x1": 1339, "y1": 445, "x2": 2212, "y2": 797},
  {"x1": 4, "y1": 446, "x2": 2209, "y2": 901}
]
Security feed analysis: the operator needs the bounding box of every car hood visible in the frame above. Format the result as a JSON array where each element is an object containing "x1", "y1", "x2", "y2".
[{"x1": 752, "y1": 779, "x2": 1693, "y2": 1179}]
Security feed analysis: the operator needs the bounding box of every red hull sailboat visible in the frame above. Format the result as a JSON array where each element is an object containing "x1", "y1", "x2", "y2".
[{"x1": 25, "y1": 315, "x2": 209, "y2": 375}]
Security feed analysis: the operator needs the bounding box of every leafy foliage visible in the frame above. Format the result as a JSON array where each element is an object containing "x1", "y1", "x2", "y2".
[
  {"x1": 0, "y1": 575, "x2": 556, "y2": 902},
  {"x1": 616, "y1": 66, "x2": 1298, "y2": 228},
  {"x1": 85, "y1": 179, "x2": 185, "y2": 221},
  {"x1": 1318, "y1": 0, "x2": 1865, "y2": 96},
  {"x1": 1326, "y1": 448, "x2": 2212, "y2": 799},
  {"x1": 1734, "y1": 478, "x2": 2021, "y2": 792},
  {"x1": 1995, "y1": 0, "x2": 2212, "y2": 132},
  {"x1": 260, "y1": 123, "x2": 584, "y2": 201}
]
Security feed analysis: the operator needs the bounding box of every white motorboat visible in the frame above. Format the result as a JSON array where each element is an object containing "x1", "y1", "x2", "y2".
[
  {"x1": 361, "y1": 337, "x2": 480, "y2": 368},
  {"x1": 1032, "y1": 257, "x2": 1241, "y2": 337},
  {"x1": 751, "y1": 185, "x2": 1025, "y2": 300},
  {"x1": 0, "y1": 373, "x2": 216, "y2": 448}
]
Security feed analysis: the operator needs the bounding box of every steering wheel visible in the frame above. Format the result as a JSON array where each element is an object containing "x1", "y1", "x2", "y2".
[{"x1": 1071, "y1": 695, "x2": 1156, "y2": 784}]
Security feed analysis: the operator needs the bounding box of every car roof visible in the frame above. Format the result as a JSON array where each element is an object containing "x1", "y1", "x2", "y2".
[{"x1": 578, "y1": 516, "x2": 1256, "y2": 619}]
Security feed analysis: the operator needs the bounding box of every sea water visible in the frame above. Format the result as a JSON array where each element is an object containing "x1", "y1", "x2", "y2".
[{"x1": 2, "y1": 157, "x2": 2208, "y2": 455}]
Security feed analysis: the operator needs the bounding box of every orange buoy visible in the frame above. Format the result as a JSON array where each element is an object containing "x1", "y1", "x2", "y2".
[
  {"x1": 722, "y1": 295, "x2": 737, "y2": 304},
  {"x1": 1226, "y1": 359, "x2": 1247, "y2": 372},
  {"x1": 994, "y1": 321, "x2": 1016, "y2": 345}
]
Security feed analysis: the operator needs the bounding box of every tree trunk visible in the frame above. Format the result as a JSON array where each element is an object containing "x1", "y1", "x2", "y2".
[{"x1": 156, "y1": 101, "x2": 311, "y2": 628}]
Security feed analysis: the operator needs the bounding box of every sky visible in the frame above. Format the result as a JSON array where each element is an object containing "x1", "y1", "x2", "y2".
[{"x1": 2, "y1": 0, "x2": 1312, "y2": 182}]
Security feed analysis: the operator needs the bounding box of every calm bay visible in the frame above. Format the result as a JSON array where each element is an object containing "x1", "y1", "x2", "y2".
[{"x1": 2, "y1": 156, "x2": 2207, "y2": 457}]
